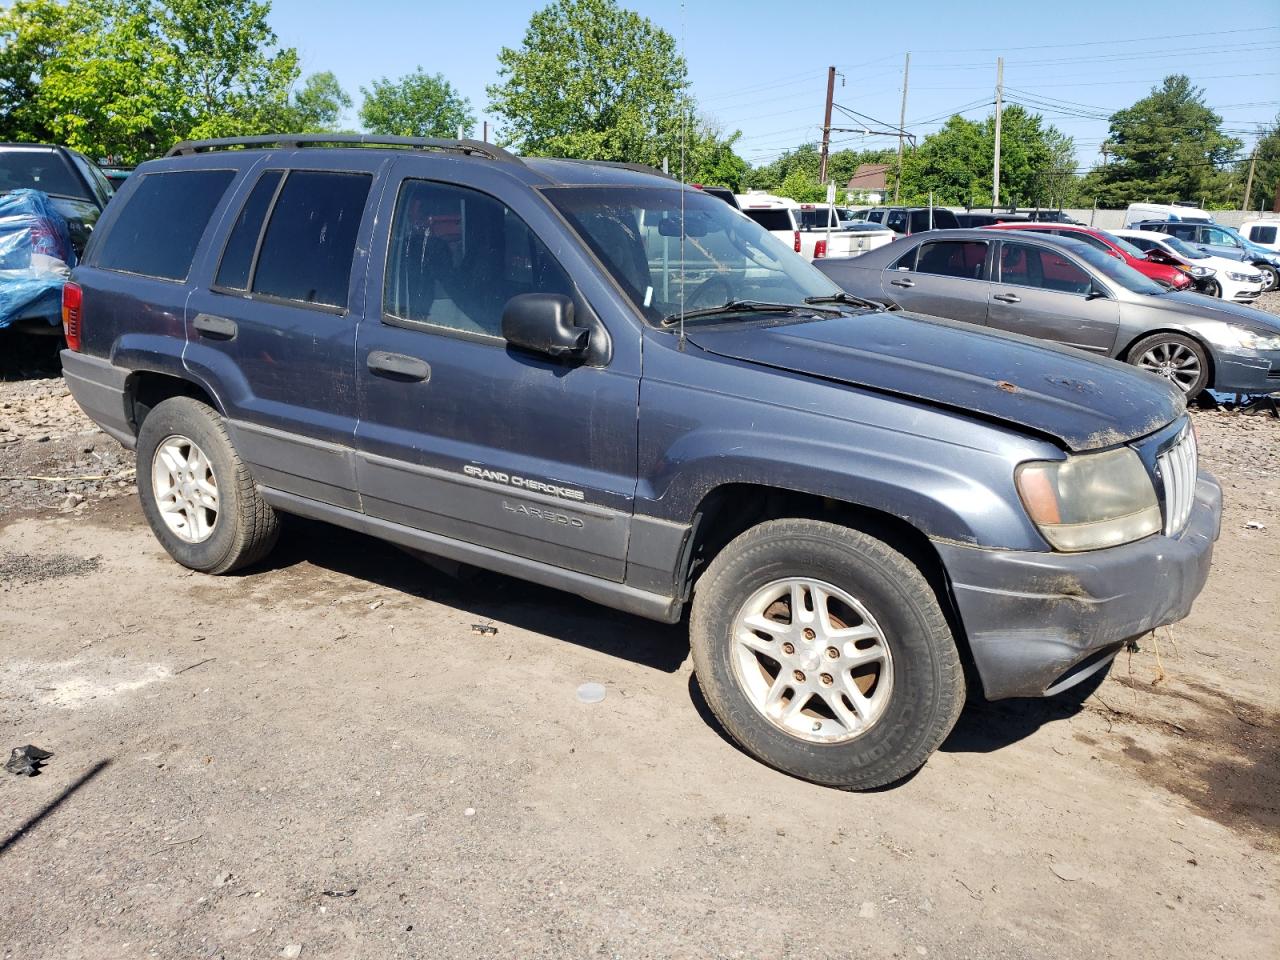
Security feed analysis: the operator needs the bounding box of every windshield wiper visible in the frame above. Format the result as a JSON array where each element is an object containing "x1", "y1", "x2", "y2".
[
  {"x1": 804, "y1": 292, "x2": 883, "y2": 310},
  {"x1": 661, "y1": 299, "x2": 840, "y2": 326}
]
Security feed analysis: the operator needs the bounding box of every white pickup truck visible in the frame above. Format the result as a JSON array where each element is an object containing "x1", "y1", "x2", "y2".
[{"x1": 735, "y1": 193, "x2": 896, "y2": 261}]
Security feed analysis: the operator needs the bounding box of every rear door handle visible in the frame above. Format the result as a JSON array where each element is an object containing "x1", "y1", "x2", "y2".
[
  {"x1": 367, "y1": 351, "x2": 431, "y2": 382},
  {"x1": 889, "y1": 278, "x2": 915, "y2": 288},
  {"x1": 993, "y1": 293, "x2": 1021, "y2": 303},
  {"x1": 193, "y1": 313, "x2": 237, "y2": 340}
]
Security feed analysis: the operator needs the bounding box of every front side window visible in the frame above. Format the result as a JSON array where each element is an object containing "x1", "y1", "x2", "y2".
[
  {"x1": 1203, "y1": 226, "x2": 1242, "y2": 248},
  {"x1": 998, "y1": 241, "x2": 1091, "y2": 294},
  {"x1": 913, "y1": 240, "x2": 987, "y2": 279},
  {"x1": 384, "y1": 179, "x2": 574, "y2": 337},
  {"x1": 545, "y1": 186, "x2": 841, "y2": 324},
  {"x1": 251, "y1": 171, "x2": 371, "y2": 308},
  {"x1": 95, "y1": 169, "x2": 235, "y2": 281}
]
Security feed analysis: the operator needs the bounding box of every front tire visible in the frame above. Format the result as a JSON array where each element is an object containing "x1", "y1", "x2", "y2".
[
  {"x1": 1202, "y1": 278, "x2": 1222, "y2": 298},
  {"x1": 1127, "y1": 332, "x2": 1210, "y2": 399},
  {"x1": 1257, "y1": 263, "x2": 1278, "y2": 292},
  {"x1": 136, "y1": 397, "x2": 279, "y2": 574},
  {"x1": 689, "y1": 519, "x2": 965, "y2": 789}
]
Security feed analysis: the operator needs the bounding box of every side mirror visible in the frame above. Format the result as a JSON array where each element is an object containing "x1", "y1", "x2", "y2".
[
  {"x1": 502, "y1": 293, "x2": 588, "y2": 360},
  {"x1": 1085, "y1": 285, "x2": 1108, "y2": 301}
]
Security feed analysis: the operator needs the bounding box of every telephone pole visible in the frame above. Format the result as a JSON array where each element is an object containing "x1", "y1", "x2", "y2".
[
  {"x1": 819, "y1": 65, "x2": 836, "y2": 184},
  {"x1": 894, "y1": 53, "x2": 910, "y2": 204},
  {"x1": 1242, "y1": 141, "x2": 1259, "y2": 212},
  {"x1": 992, "y1": 56, "x2": 1004, "y2": 210}
]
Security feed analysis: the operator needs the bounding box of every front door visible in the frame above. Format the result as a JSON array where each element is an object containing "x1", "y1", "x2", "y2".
[
  {"x1": 986, "y1": 239, "x2": 1119, "y2": 354},
  {"x1": 353, "y1": 166, "x2": 640, "y2": 581},
  {"x1": 881, "y1": 238, "x2": 992, "y2": 324},
  {"x1": 184, "y1": 159, "x2": 383, "y2": 509}
]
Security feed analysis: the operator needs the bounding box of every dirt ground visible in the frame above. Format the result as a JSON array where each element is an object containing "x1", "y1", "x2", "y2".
[{"x1": 1, "y1": 320, "x2": 1278, "y2": 959}]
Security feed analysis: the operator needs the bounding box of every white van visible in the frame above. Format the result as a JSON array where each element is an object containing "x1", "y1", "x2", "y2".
[
  {"x1": 1123, "y1": 202, "x2": 1214, "y2": 227},
  {"x1": 1239, "y1": 218, "x2": 1280, "y2": 253}
]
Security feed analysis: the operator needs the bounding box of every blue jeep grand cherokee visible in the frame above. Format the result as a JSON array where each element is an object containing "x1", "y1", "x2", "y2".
[{"x1": 60, "y1": 135, "x2": 1221, "y2": 789}]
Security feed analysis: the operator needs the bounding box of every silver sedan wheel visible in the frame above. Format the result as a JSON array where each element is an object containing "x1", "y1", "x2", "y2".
[
  {"x1": 731, "y1": 577, "x2": 894, "y2": 744},
  {"x1": 1135, "y1": 340, "x2": 1202, "y2": 392},
  {"x1": 151, "y1": 435, "x2": 219, "y2": 543}
]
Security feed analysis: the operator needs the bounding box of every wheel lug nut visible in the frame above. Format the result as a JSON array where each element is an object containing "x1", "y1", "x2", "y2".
[
  {"x1": 782, "y1": 642, "x2": 795, "y2": 655},
  {"x1": 826, "y1": 647, "x2": 839, "y2": 659},
  {"x1": 802, "y1": 628, "x2": 816, "y2": 640},
  {"x1": 820, "y1": 673, "x2": 833, "y2": 686},
  {"x1": 793, "y1": 670, "x2": 806, "y2": 682}
]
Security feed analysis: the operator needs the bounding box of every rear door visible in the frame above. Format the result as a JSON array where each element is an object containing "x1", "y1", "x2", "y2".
[
  {"x1": 183, "y1": 155, "x2": 384, "y2": 509},
  {"x1": 881, "y1": 238, "x2": 991, "y2": 323},
  {"x1": 352, "y1": 162, "x2": 641, "y2": 580},
  {"x1": 987, "y1": 239, "x2": 1119, "y2": 354}
]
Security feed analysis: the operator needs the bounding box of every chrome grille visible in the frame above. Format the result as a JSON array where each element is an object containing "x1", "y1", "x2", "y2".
[{"x1": 1157, "y1": 426, "x2": 1197, "y2": 536}]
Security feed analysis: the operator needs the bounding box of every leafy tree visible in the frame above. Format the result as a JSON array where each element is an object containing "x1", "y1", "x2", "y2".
[
  {"x1": 1242, "y1": 114, "x2": 1280, "y2": 212},
  {"x1": 359, "y1": 68, "x2": 474, "y2": 139},
  {"x1": 683, "y1": 118, "x2": 748, "y2": 191},
  {"x1": 0, "y1": 0, "x2": 303, "y2": 162},
  {"x1": 283, "y1": 70, "x2": 351, "y2": 132},
  {"x1": 1079, "y1": 75, "x2": 1242, "y2": 207}
]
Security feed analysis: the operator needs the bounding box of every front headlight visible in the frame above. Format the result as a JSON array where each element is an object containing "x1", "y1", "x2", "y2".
[
  {"x1": 1187, "y1": 265, "x2": 1214, "y2": 278},
  {"x1": 1016, "y1": 447, "x2": 1160, "y2": 552},
  {"x1": 1219, "y1": 325, "x2": 1280, "y2": 351},
  {"x1": 1227, "y1": 271, "x2": 1253, "y2": 283}
]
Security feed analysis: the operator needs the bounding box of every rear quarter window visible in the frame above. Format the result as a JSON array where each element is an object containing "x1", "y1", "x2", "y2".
[
  {"x1": 94, "y1": 169, "x2": 236, "y2": 281},
  {"x1": 742, "y1": 209, "x2": 794, "y2": 232}
]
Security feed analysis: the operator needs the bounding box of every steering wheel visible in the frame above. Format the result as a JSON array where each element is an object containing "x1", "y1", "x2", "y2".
[{"x1": 687, "y1": 274, "x2": 733, "y2": 309}]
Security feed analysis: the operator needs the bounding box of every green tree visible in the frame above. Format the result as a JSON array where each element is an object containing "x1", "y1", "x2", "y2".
[
  {"x1": 488, "y1": 0, "x2": 685, "y2": 164},
  {"x1": 359, "y1": 68, "x2": 474, "y2": 139},
  {"x1": 683, "y1": 118, "x2": 748, "y2": 190},
  {"x1": 283, "y1": 70, "x2": 351, "y2": 132},
  {"x1": 0, "y1": 0, "x2": 303, "y2": 162},
  {"x1": 1242, "y1": 115, "x2": 1280, "y2": 212},
  {"x1": 1080, "y1": 75, "x2": 1242, "y2": 207}
]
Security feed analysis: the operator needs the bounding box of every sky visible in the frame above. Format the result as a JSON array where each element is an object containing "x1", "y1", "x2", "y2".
[{"x1": 266, "y1": 0, "x2": 1280, "y2": 173}]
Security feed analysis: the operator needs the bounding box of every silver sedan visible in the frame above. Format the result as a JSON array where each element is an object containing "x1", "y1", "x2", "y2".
[{"x1": 814, "y1": 228, "x2": 1280, "y2": 398}]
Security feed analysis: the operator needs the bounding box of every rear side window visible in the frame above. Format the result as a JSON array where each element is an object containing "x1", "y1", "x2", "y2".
[
  {"x1": 0, "y1": 149, "x2": 87, "y2": 198},
  {"x1": 1167, "y1": 224, "x2": 1197, "y2": 241},
  {"x1": 742, "y1": 209, "x2": 793, "y2": 232},
  {"x1": 95, "y1": 170, "x2": 235, "y2": 280},
  {"x1": 215, "y1": 171, "x2": 283, "y2": 290},
  {"x1": 1248, "y1": 224, "x2": 1277, "y2": 245},
  {"x1": 914, "y1": 240, "x2": 987, "y2": 279},
  {"x1": 250, "y1": 171, "x2": 372, "y2": 308}
]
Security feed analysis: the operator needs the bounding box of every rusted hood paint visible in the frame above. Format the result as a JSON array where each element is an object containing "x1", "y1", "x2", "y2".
[{"x1": 687, "y1": 310, "x2": 1185, "y2": 452}]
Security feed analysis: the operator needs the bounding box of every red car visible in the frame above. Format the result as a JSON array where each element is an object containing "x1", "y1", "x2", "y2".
[{"x1": 988, "y1": 223, "x2": 1192, "y2": 290}]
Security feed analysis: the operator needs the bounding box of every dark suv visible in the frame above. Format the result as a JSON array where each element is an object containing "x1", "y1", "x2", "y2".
[
  {"x1": 61, "y1": 135, "x2": 1221, "y2": 789},
  {"x1": 864, "y1": 205, "x2": 960, "y2": 235},
  {"x1": 0, "y1": 142, "x2": 114, "y2": 254}
]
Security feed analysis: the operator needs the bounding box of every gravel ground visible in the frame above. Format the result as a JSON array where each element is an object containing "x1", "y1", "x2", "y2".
[{"x1": 0, "y1": 313, "x2": 1278, "y2": 959}]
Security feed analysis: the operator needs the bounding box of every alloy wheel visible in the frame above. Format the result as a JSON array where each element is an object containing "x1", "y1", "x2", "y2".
[
  {"x1": 151, "y1": 434, "x2": 219, "y2": 543},
  {"x1": 1136, "y1": 340, "x2": 1203, "y2": 393}
]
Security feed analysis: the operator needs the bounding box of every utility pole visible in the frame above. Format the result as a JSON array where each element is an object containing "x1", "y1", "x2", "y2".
[
  {"x1": 819, "y1": 65, "x2": 836, "y2": 184},
  {"x1": 482, "y1": 120, "x2": 489, "y2": 143},
  {"x1": 894, "y1": 53, "x2": 910, "y2": 204},
  {"x1": 1242, "y1": 141, "x2": 1259, "y2": 212},
  {"x1": 992, "y1": 56, "x2": 1004, "y2": 210}
]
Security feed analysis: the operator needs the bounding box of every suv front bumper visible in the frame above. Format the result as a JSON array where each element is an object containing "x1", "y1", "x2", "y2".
[{"x1": 933, "y1": 472, "x2": 1222, "y2": 700}]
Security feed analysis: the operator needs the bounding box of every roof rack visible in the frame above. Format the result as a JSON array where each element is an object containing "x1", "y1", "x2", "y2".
[{"x1": 164, "y1": 134, "x2": 520, "y2": 164}]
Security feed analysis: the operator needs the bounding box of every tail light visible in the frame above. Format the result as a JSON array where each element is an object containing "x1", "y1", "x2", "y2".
[
  {"x1": 793, "y1": 230, "x2": 801, "y2": 253},
  {"x1": 814, "y1": 239, "x2": 827, "y2": 259},
  {"x1": 62, "y1": 282, "x2": 82, "y2": 351}
]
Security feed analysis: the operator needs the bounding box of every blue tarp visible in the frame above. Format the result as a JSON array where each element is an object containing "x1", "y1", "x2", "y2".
[{"x1": 0, "y1": 189, "x2": 76, "y2": 330}]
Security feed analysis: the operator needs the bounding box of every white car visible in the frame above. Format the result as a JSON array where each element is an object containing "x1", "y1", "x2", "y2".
[
  {"x1": 736, "y1": 194, "x2": 895, "y2": 260},
  {"x1": 1114, "y1": 229, "x2": 1265, "y2": 303},
  {"x1": 1239, "y1": 218, "x2": 1280, "y2": 253}
]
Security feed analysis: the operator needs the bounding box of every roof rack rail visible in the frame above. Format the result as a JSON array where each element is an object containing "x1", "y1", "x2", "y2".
[{"x1": 164, "y1": 134, "x2": 520, "y2": 164}]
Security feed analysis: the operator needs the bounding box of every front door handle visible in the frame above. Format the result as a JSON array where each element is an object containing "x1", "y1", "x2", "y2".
[
  {"x1": 367, "y1": 351, "x2": 431, "y2": 382},
  {"x1": 193, "y1": 313, "x2": 237, "y2": 340},
  {"x1": 889, "y1": 277, "x2": 915, "y2": 288},
  {"x1": 993, "y1": 293, "x2": 1021, "y2": 303}
]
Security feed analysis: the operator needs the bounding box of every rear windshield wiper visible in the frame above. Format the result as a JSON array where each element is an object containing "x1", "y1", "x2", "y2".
[
  {"x1": 804, "y1": 292, "x2": 883, "y2": 310},
  {"x1": 661, "y1": 299, "x2": 841, "y2": 326}
]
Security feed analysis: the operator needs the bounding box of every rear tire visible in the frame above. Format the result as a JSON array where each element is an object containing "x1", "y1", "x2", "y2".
[
  {"x1": 689, "y1": 519, "x2": 965, "y2": 790},
  {"x1": 136, "y1": 397, "x2": 279, "y2": 574},
  {"x1": 1127, "y1": 332, "x2": 1210, "y2": 399}
]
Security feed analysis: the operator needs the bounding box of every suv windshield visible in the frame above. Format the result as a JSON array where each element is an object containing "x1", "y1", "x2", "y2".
[
  {"x1": 0, "y1": 149, "x2": 90, "y2": 200},
  {"x1": 545, "y1": 187, "x2": 842, "y2": 324},
  {"x1": 1072, "y1": 242, "x2": 1165, "y2": 295}
]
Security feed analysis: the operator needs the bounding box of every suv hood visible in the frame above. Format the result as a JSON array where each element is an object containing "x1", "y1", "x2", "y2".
[{"x1": 686, "y1": 310, "x2": 1184, "y2": 452}]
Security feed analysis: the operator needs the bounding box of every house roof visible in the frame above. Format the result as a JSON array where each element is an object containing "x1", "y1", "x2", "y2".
[{"x1": 847, "y1": 163, "x2": 890, "y2": 190}]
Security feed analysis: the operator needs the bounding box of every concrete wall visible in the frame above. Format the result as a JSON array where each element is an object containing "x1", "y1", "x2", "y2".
[{"x1": 1060, "y1": 209, "x2": 1272, "y2": 230}]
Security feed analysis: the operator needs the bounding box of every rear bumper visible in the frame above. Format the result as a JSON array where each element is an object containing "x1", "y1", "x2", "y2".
[
  {"x1": 60, "y1": 349, "x2": 136, "y2": 449},
  {"x1": 934, "y1": 472, "x2": 1222, "y2": 700}
]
